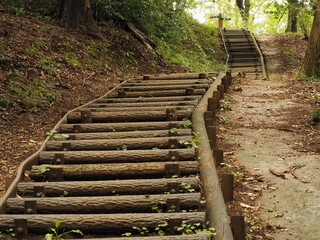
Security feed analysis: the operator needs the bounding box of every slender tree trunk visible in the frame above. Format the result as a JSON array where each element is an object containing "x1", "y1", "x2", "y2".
[
  {"x1": 56, "y1": 0, "x2": 98, "y2": 35},
  {"x1": 236, "y1": 0, "x2": 251, "y2": 27},
  {"x1": 285, "y1": 0, "x2": 298, "y2": 32},
  {"x1": 300, "y1": 0, "x2": 320, "y2": 78}
]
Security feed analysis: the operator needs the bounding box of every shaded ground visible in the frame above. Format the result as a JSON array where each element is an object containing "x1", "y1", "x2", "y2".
[{"x1": 218, "y1": 34, "x2": 319, "y2": 239}]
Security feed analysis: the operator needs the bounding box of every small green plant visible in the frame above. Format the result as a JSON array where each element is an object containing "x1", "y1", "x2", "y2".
[
  {"x1": 176, "y1": 221, "x2": 216, "y2": 237},
  {"x1": 309, "y1": 108, "x2": 320, "y2": 125},
  {"x1": 60, "y1": 191, "x2": 69, "y2": 197},
  {"x1": 220, "y1": 100, "x2": 231, "y2": 110},
  {"x1": 29, "y1": 139, "x2": 42, "y2": 147},
  {"x1": 39, "y1": 164, "x2": 51, "y2": 173},
  {"x1": 44, "y1": 221, "x2": 83, "y2": 240},
  {"x1": 151, "y1": 200, "x2": 167, "y2": 213},
  {"x1": 170, "y1": 128, "x2": 178, "y2": 135},
  {"x1": 52, "y1": 134, "x2": 70, "y2": 141},
  {"x1": 109, "y1": 127, "x2": 116, "y2": 132},
  {"x1": 132, "y1": 226, "x2": 149, "y2": 235},
  {"x1": 233, "y1": 172, "x2": 245, "y2": 178},
  {"x1": 165, "y1": 103, "x2": 175, "y2": 106},
  {"x1": 45, "y1": 130, "x2": 69, "y2": 141},
  {"x1": 180, "y1": 182, "x2": 195, "y2": 193},
  {"x1": 0, "y1": 228, "x2": 15, "y2": 237},
  {"x1": 282, "y1": 47, "x2": 292, "y2": 58},
  {"x1": 311, "y1": 136, "x2": 320, "y2": 144},
  {"x1": 179, "y1": 137, "x2": 200, "y2": 149},
  {"x1": 121, "y1": 232, "x2": 132, "y2": 237},
  {"x1": 181, "y1": 122, "x2": 193, "y2": 129},
  {"x1": 117, "y1": 145, "x2": 128, "y2": 151},
  {"x1": 38, "y1": 57, "x2": 62, "y2": 77},
  {"x1": 218, "y1": 117, "x2": 229, "y2": 124},
  {"x1": 220, "y1": 163, "x2": 232, "y2": 170},
  {"x1": 155, "y1": 221, "x2": 169, "y2": 236}
]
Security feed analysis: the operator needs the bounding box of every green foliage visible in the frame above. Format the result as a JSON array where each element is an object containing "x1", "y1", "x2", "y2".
[
  {"x1": 2, "y1": 0, "x2": 56, "y2": 16},
  {"x1": 0, "y1": 228, "x2": 15, "y2": 237},
  {"x1": 177, "y1": 221, "x2": 216, "y2": 237},
  {"x1": 300, "y1": 75, "x2": 320, "y2": 82},
  {"x1": 179, "y1": 137, "x2": 200, "y2": 149},
  {"x1": 44, "y1": 221, "x2": 83, "y2": 240},
  {"x1": 180, "y1": 182, "x2": 195, "y2": 193},
  {"x1": 91, "y1": 0, "x2": 224, "y2": 72},
  {"x1": 154, "y1": 19, "x2": 225, "y2": 72},
  {"x1": 132, "y1": 226, "x2": 149, "y2": 235},
  {"x1": 309, "y1": 108, "x2": 320, "y2": 125},
  {"x1": 4, "y1": 79, "x2": 61, "y2": 108}
]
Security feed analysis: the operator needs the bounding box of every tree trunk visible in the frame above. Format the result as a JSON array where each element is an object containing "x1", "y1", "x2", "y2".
[
  {"x1": 300, "y1": 0, "x2": 320, "y2": 78},
  {"x1": 285, "y1": 0, "x2": 298, "y2": 32},
  {"x1": 236, "y1": 0, "x2": 251, "y2": 26},
  {"x1": 56, "y1": 0, "x2": 99, "y2": 35}
]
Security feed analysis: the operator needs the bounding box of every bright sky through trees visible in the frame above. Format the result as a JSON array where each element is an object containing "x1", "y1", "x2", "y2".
[{"x1": 190, "y1": 0, "x2": 311, "y2": 33}]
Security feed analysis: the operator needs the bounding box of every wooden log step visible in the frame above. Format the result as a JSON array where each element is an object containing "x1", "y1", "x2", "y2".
[
  {"x1": 226, "y1": 43, "x2": 254, "y2": 47},
  {"x1": 77, "y1": 106, "x2": 193, "y2": 113},
  {"x1": 229, "y1": 52, "x2": 260, "y2": 56},
  {"x1": 72, "y1": 235, "x2": 209, "y2": 240},
  {"x1": 108, "y1": 89, "x2": 206, "y2": 98},
  {"x1": 30, "y1": 161, "x2": 199, "y2": 181},
  {"x1": 122, "y1": 79, "x2": 212, "y2": 86},
  {"x1": 225, "y1": 39, "x2": 253, "y2": 43},
  {"x1": 231, "y1": 67, "x2": 262, "y2": 72},
  {"x1": 17, "y1": 177, "x2": 200, "y2": 197},
  {"x1": 227, "y1": 47, "x2": 257, "y2": 51},
  {"x1": 0, "y1": 212, "x2": 205, "y2": 234},
  {"x1": 229, "y1": 57, "x2": 260, "y2": 62},
  {"x1": 116, "y1": 84, "x2": 210, "y2": 92},
  {"x1": 139, "y1": 72, "x2": 216, "y2": 80},
  {"x1": 67, "y1": 110, "x2": 191, "y2": 123},
  {"x1": 88, "y1": 101, "x2": 197, "y2": 108},
  {"x1": 97, "y1": 96, "x2": 201, "y2": 103},
  {"x1": 231, "y1": 62, "x2": 261, "y2": 67},
  {"x1": 45, "y1": 137, "x2": 192, "y2": 151},
  {"x1": 59, "y1": 121, "x2": 191, "y2": 133},
  {"x1": 61, "y1": 129, "x2": 192, "y2": 140},
  {"x1": 39, "y1": 149, "x2": 196, "y2": 164},
  {"x1": 6, "y1": 193, "x2": 201, "y2": 214}
]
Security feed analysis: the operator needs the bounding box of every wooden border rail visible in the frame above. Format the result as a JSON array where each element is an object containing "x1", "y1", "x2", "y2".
[
  {"x1": 193, "y1": 73, "x2": 234, "y2": 240},
  {"x1": 0, "y1": 72, "x2": 235, "y2": 240}
]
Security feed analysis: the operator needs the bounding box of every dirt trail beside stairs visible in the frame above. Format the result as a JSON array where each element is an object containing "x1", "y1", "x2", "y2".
[{"x1": 218, "y1": 34, "x2": 319, "y2": 240}]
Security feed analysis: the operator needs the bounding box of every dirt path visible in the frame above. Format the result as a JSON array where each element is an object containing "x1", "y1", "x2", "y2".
[{"x1": 218, "y1": 34, "x2": 319, "y2": 239}]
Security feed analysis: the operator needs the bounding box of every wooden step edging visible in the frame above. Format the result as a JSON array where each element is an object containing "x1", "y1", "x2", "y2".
[{"x1": 192, "y1": 72, "x2": 234, "y2": 240}]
